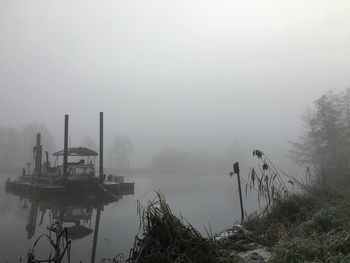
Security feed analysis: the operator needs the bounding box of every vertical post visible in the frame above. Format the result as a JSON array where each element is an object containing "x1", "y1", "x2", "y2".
[
  {"x1": 233, "y1": 162, "x2": 244, "y2": 222},
  {"x1": 45, "y1": 151, "x2": 49, "y2": 174},
  {"x1": 99, "y1": 112, "x2": 104, "y2": 182},
  {"x1": 63, "y1": 114, "x2": 69, "y2": 179},
  {"x1": 346, "y1": 88, "x2": 350, "y2": 128},
  {"x1": 34, "y1": 133, "x2": 42, "y2": 178}
]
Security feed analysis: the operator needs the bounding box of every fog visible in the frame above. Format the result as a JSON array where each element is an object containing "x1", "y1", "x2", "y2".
[{"x1": 1, "y1": 0, "x2": 350, "y2": 170}]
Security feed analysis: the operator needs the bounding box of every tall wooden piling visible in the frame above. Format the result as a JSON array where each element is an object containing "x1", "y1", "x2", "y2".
[
  {"x1": 99, "y1": 112, "x2": 104, "y2": 182},
  {"x1": 32, "y1": 133, "x2": 42, "y2": 183},
  {"x1": 34, "y1": 133, "x2": 42, "y2": 177},
  {"x1": 63, "y1": 114, "x2": 69, "y2": 179}
]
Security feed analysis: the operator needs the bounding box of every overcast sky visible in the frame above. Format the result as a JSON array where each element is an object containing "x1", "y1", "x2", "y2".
[{"x1": 1, "y1": 0, "x2": 350, "y2": 166}]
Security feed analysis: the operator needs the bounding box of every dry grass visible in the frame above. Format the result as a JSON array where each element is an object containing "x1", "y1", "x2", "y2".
[{"x1": 107, "y1": 192, "x2": 240, "y2": 263}]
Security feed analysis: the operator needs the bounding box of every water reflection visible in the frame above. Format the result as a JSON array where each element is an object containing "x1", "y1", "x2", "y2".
[
  {"x1": 6, "y1": 187, "x2": 133, "y2": 262},
  {"x1": 1, "y1": 172, "x2": 246, "y2": 262}
]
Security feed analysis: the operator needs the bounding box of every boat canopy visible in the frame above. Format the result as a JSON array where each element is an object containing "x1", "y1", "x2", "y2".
[{"x1": 53, "y1": 147, "x2": 98, "y2": 157}]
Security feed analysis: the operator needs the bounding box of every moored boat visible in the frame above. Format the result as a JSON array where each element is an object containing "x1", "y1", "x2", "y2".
[{"x1": 5, "y1": 113, "x2": 134, "y2": 198}]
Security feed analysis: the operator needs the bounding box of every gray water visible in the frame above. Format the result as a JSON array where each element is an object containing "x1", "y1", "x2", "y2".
[{"x1": 0, "y1": 171, "x2": 259, "y2": 262}]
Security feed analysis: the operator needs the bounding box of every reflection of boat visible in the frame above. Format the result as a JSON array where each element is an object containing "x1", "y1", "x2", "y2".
[
  {"x1": 66, "y1": 224, "x2": 93, "y2": 240},
  {"x1": 16, "y1": 194, "x2": 114, "y2": 241},
  {"x1": 6, "y1": 113, "x2": 134, "y2": 198},
  {"x1": 27, "y1": 200, "x2": 95, "y2": 240},
  {"x1": 8, "y1": 190, "x2": 126, "y2": 262}
]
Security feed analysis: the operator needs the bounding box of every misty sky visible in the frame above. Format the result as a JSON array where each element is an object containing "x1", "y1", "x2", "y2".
[{"x1": 1, "y1": 0, "x2": 350, "y2": 166}]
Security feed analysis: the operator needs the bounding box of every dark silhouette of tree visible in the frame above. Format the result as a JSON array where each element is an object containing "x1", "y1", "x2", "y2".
[
  {"x1": 0, "y1": 122, "x2": 55, "y2": 170},
  {"x1": 0, "y1": 127, "x2": 20, "y2": 168},
  {"x1": 291, "y1": 89, "x2": 350, "y2": 185}
]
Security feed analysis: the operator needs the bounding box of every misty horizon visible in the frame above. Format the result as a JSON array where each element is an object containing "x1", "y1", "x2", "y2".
[{"x1": 1, "y1": 1, "x2": 350, "y2": 168}]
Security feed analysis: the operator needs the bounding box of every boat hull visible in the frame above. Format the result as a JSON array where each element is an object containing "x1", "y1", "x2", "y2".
[
  {"x1": 6, "y1": 178, "x2": 135, "y2": 197},
  {"x1": 6, "y1": 178, "x2": 99, "y2": 197}
]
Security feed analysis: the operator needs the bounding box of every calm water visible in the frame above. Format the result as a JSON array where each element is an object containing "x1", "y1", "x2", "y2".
[{"x1": 0, "y1": 171, "x2": 259, "y2": 262}]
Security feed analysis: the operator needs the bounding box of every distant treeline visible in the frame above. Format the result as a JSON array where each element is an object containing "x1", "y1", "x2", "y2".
[{"x1": 0, "y1": 123, "x2": 55, "y2": 171}]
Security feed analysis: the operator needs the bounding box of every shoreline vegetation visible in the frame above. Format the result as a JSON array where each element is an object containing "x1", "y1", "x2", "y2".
[
  {"x1": 103, "y1": 185, "x2": 350, "y2": 263},
  {"x1": 105, "y1": 122, "x2": 350, "y2": 263}
]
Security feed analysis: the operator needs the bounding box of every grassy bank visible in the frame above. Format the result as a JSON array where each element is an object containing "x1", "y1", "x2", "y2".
[
  {"x1": 244, "y1": 186, "x2": 350, "y2": 262},
  {"x1": 106, "y1": 149, "x2": 350, "y2": 262},
  {"x1": 109, "y1": 186, "x2": 350, "y2": 263}
]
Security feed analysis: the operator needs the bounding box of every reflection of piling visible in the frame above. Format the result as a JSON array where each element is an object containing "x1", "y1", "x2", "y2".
[
  {"x1": 63, "y1": 114, "x2": 69, "y2": 179},
  {"x1": 26, "y1": 200, "x2": 39, "y2": 239},
  {"x1": 91, "y1": 207, "x2": 101, "y2": 263},
  {"x1": 99, "y1": 112, "x2": 103, "y2": 182}
]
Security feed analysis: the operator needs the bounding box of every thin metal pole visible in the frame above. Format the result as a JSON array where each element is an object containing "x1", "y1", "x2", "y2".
[
  {"x1": 99, "y1": 112, "x2": 104, "y2": 182},
  {"x1": 234, "y1": 162, "x2": 244, "y2": 222},
  {"x1": 63, "y1": 114, "x2": 69, "y2": 179}
]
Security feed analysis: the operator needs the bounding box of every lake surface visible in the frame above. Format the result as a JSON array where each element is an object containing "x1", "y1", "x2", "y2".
[{"x1": 0, "y1": 170, "x2": 259, "y2": 262}]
